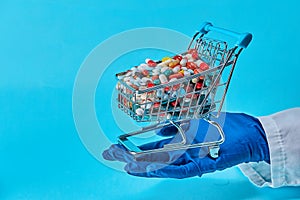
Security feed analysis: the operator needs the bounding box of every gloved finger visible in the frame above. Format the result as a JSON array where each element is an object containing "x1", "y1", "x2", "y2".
[
  {"x1": 102, "y1": 144, "x2": 134, "y2": 162},
  {"x1": 125, "y1": 161, "x2": 201, "y2": 179}
]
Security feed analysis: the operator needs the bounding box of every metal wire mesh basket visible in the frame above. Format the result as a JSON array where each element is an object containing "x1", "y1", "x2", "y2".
[{"x1": 115, "y1": 22, "x2": 252, "y2": 158}]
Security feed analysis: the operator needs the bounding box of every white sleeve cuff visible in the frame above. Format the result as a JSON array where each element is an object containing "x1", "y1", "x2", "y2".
[{"x1": 239, "y1": 108, "x2": 300, "y2": 188}]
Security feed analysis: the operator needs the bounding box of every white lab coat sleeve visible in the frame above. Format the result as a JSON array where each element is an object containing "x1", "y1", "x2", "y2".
[{"x1": 238, "y1": 108, "x2": 300, "y2": 187}]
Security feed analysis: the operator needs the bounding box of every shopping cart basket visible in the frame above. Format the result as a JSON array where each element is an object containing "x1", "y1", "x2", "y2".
[{"x1": 115, "y1": 22, "x2": 252, "y2": 158}]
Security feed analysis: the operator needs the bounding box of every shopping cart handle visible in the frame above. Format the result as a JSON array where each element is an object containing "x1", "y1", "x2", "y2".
[{"x1": 199, "y1": 22, "x2": 252, "y2": 48}]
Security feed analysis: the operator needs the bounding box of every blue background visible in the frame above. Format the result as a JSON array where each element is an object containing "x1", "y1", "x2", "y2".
[{"x1": 1, "y1": 0, "x2": 300, "y2": 199}]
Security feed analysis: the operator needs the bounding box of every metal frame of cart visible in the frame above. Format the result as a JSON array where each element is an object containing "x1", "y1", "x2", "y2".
[{"x1": 116, "y1": 22, "x2": 252, "y2": 159}]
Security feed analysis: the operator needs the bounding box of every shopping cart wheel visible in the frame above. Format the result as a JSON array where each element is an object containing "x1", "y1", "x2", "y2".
[{"x1": 208, "y1": 145, "x2": 220, "y2": 159}]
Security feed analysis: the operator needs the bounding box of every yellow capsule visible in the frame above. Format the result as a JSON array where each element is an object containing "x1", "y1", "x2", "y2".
[
  {"x1": 179, "y1": 70, "x2": 185, "y2": 75},
  {"x1": 162, "y1": 57, "x2": 172, "y2": 62},
  {"x1": 168, "y1": 60, "x2": 180, "y2": 68}
]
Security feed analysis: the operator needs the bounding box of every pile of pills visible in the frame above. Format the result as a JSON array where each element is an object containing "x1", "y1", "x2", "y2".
[{"x1": 116, "y1": 49, "x2": 213, "y2": 119}]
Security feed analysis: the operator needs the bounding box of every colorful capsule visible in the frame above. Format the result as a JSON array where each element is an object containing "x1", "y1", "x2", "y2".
[
  {"x1": 153, "y1": 102, "x2": 161, "y2": 108},
  {"x1": 145, "y1": 58, "x2": 157, "y2": 67},
  {"x1": 152, "y1": 75, "x2": 159, "y2": 81},
  {"x1": 196, "y1": 82, "x2": 203, "y2": 90},
  {"x1": 200, "y1": 62, "x2": 209, "y2": 71},
  {"x1": 161, "y1": 66, "x2": 169, "y2": 73},
  {"x1": 164, "y1": 86, "x2": 171, "y2": 93},
  {"x1": 173, "y1": 55, "x2": 183, "y2": 61},
  {"x1": 188, "y1": 49, "x2": 199, "y2": 59},
  {"x1": 194, "y1": 68, "x2": 202, "y2": 74},
  {"x1": 184, "y1": 71, "x2": 191, "y2": 76},
  {"x1": 159, "y1": 74, "x2": 168, "y2": 84},
  {"x1": 169, "y1": 73, "x2": 183, "y2": 80},
  {"x1": 153, "y1": 79, "x2": 161, "y2": 85},
  {"x1": 163, "y1": 69, "x2": 173, "y2": 77},
  {"x1": 162, "y1": 57, "x2": 172, "y2": 62},
  {"x1": 141, "y1": 69, "x2": 149, "y2": 76},
  {"x1": 180, "y1": 57, "x2": 187, "y2": 66},
  {"x1": 172, "y1": 65, "x2": 180, "y2": 73},
  {"x1": 170, "y1": 99, "x2": 180, "y2": 107},
  {"x1": 168, "y1": 60, "x2": 180, "y2": 68},
  {"x1": 186, "y1": 62, "x2": 197, "y2": 70},
  {"x1": 147, "y1": 82, "x2": 155, "y2": 88},
  {"x1": 179, "y1": 70, "x2": 185, "y2": 76}
]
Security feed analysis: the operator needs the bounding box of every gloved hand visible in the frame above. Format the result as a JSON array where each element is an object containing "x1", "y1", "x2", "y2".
[{"x1": 102, "y1": 112, "x2": 270, "y2": 178}]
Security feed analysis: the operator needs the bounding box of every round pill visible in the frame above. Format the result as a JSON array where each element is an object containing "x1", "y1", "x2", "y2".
[{"x1": 135, "y1": 108, "x2": 144, "y2": 116}]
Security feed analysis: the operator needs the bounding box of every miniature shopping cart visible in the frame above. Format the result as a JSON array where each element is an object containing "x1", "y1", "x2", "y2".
[{"x1": 115, "y1": 22, "x2": 252, "y2": 158}]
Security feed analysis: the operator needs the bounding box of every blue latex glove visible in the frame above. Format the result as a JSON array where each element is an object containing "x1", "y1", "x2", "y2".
[{"x1": 103, "y1": 113, "x2": 270, "y2": 178}]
